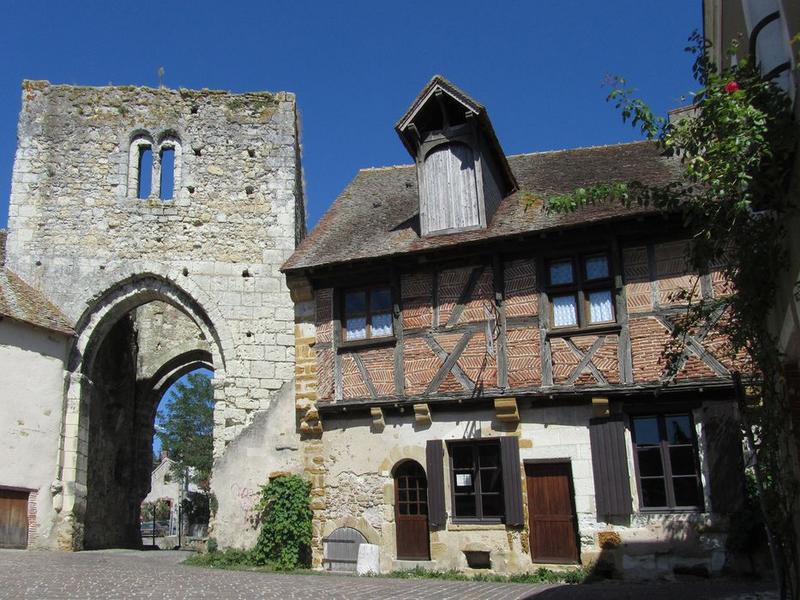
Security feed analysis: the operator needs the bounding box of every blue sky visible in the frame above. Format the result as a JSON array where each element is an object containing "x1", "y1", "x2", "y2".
[{"x1": 0, "y1": 1, "x2": 701, "y2": 229}]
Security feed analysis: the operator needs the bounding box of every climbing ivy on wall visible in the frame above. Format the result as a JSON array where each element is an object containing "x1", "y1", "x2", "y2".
[
  {"x1": 250, "y1": 475, "x2": 313, "y2": 570},
  {"x1": 547, "y1": 32, "x2": 799, "y2": 599}
]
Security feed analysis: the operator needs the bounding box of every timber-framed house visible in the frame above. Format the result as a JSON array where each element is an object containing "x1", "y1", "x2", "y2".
[{"x1": 283, "y1": 76, "x2": 746, "y2": 577}]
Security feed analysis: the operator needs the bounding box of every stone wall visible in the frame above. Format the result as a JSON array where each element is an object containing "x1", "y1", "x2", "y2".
[
  {"x1": 4, "y1": 81, "x2": 305, "y2": 548},
  {"x1": 134, "y1": 301, "x2": 208, "y2": 381},
  {"x1": 311, "y1": 402, "x2": 733, "y2": 578}
]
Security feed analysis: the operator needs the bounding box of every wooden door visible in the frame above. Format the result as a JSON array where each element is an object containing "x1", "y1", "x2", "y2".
[
  {"x1": 394, "y1": 461, "x2": 430, "y2": 560},
  {"x1": 526, "y1": 462, "x2": 579, "y2": 563},
  {"x1": 0, "y1": 489, "x2": 29, "y2": 549}
]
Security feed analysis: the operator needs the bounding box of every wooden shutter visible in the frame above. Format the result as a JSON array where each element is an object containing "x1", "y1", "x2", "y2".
[
  {"x1": 425, "y1": 440, "x2": 447, "y2": 528},
  {"x1": 589, "y1": 417, "x2": 632, "y2": 518},
  {"x1": 500, "y1": 436, "x2": 524, "y2": 526},
  {"x1": 704, "y1": 411, "x2": 745, "y2": 513}
]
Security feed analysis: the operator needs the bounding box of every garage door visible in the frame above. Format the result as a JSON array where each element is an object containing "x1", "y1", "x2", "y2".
[{"x1": 0, "y1": 489, "x2": 29, "y2": 549}]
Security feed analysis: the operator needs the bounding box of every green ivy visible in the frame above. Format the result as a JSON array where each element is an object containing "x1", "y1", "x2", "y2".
[{"x1": 250, "y1": 475, "x2": 313, "y2": 570}]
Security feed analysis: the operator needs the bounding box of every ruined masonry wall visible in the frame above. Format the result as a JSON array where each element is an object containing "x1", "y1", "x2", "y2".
[{"x1": 4, "y1": 81, "x2": 305, "y2": 546}]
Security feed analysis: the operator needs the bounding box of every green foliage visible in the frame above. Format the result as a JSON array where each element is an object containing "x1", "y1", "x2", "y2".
[
  {"x1": 250, "y1": 475, "x2": 313, "y2": 570},
  {"x1": 389, "y1": 565, "x2": 588, "y2": 584},
  {"x1": 546, "y1": 31, "x2": 800, "y2": 597},
  {"x1": 206, "y1": 537, "x2": 218, "y2": 554},
  {"x1": 156, "y1": 372, "x2": 214, "y2": 487},
  {"x1": 181, "y1": 493, "x2": 210, "y2": 526},
  {"x1": 141, "y1": 497, "x2": 171, "y2": 522}
]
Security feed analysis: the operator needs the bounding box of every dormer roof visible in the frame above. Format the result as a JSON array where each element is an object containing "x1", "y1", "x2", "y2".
[{"x1": 394, "y1": 75, "x2": 517, "y2": 193}]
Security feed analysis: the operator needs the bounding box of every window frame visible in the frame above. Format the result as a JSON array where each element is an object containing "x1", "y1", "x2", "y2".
[
  {"x1": 545, "y1": 251, "x2": 616, "y2": 332},
  {"x1": 630, "y1": 412, "x2": 705, "y2": 512},
  {"x1": 447, "y1": 440, "x2": 505, "y2": 524},
  {"x1": 339, "y1": 284, "x2": 395, "y2": 345}
]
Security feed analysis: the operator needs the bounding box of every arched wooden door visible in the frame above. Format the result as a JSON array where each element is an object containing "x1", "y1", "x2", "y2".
[{"x1": 394, "y1": 461, "x2": 430, "y2": 560}]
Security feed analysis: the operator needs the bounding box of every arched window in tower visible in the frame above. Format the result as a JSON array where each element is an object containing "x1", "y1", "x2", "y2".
[
  {"x1": 159, "y1": 147, "x2": 175, "y2": 200},
  {"x1": 128, "y1": 134, "x2": 154, "y2": 199},
  {"x1": 157, "y1": 136, "x2": 182, "y2": 201}
]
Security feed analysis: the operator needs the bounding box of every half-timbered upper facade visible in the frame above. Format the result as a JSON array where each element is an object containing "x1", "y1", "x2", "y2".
[{"x1": 283, "y1": 76, "x2": 746, "y2": 578}]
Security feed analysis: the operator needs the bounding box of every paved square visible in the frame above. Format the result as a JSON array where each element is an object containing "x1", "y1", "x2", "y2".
[{"x1": 0, "y1": 549, "x2": 776, "y2": 599}]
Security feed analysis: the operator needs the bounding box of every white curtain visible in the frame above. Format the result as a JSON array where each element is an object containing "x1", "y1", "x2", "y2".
[
  {"x1": 345, "y1": 317, "x2": 366, "y2": 340},
  {"x1": 588, "y1": 290, "x2": 613, "y2": 323},
  {"x1": 371, "y1": 313, "x2": 392, "y2": 337},
  {"x1": 552, "y1": 295, "x2": 577, "y2": 327}
]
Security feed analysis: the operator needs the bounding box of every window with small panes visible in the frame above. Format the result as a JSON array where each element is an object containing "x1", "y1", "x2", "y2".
[{"x1": 546, "y1": 252, "x2": 615, "y2": 330}]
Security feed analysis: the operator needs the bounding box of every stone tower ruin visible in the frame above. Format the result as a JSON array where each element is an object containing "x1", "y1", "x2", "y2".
[{"x1": 4, "y1": 81, "x2": 304, "y2": 549}]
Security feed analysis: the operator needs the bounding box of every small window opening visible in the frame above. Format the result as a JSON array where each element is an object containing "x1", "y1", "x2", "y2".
[
  {"x1": 137, "y1": 146, "x2": 153, "y2": 199},
  {"x1": 159, "y1": 147, "x2": 175, "y2": 200},
  {"x1": 464, "y1": 550, "x2": 491, "y2": 569}
]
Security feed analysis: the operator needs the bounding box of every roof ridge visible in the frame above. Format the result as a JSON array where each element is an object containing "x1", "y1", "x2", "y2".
[
  {"x1": 356, "y1": 139, "x2": 655, "y2": 173},
  {"x1": 507, "y1": 140, "x2": 653, "y2": 159},
  {"x1": 360, "y1": 164, "x2": 414, "y2": 172}
]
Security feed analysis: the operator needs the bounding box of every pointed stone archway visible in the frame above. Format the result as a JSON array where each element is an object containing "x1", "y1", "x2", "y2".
[{"x1": 52, "y1": 274, "x2": 231, "y2": 550}]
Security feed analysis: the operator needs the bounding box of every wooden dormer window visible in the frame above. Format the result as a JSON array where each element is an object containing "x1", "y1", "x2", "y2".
[
  {"x1": 395, "y1": 76, "x2": 517, "y2": 238},
  {"x1": 420, "y1": 142, "x2": 480, "y2": 234},
  {"x1": 342, "y1": 286, "x2": 393, "y2": 342},
  {"x1": 547, "y1": 252, "x2": 615, "y2": 330}
]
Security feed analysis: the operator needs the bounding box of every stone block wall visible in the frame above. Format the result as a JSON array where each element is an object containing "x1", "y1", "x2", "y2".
[
  {"x1": 307, "y1": 401, "x2": 734, "y2": 578},
  {"x1": 4, "y1": 81, "x2": 305, "y2": 547}
]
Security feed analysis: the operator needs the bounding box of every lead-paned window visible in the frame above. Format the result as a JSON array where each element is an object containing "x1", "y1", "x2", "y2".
[
  {"x1": 448, "y1": 441, "x2": 504, "y2": 522},
  {"x1": 632, "y1": 413, "x2": 703, "y2": 510},
  {"x1": 546, "y1": 253, "x2": 615, "y2": 329},
  {"x1": 342, "y1": 286, "x2": 393, "y2": 342}
]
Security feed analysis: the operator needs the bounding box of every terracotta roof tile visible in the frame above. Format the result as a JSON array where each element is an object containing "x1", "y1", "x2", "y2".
[
  {"x1": 0, "y1": 234, "x2": 73, "y2": 335},
  {"x1": 282, "y1": 141, "x2": 681, "y2": 272}
]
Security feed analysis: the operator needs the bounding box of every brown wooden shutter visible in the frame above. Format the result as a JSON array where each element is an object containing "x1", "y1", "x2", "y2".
[
  {"x1": 500, "y1": 436, "x2": 524, "y2": 526},
  {"x1": 425, "y1": 440, "x2": 447, "y2": 528},
  {"x1": 704, "y1": 411, "x2": 745, "y2": 514},
  {"x1": 589, "y1": 416, "x2": 632, "y2": 518}
]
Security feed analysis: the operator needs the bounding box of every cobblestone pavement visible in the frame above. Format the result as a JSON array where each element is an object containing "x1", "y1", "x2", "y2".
[{"x1": 0, "y1": 549, "x2": 777, "y2": 599}]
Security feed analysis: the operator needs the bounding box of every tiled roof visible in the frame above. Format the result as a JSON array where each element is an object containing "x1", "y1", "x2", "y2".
[
  {"x1": 282, "y1": 141, "x2": 682, "y2": 272},
  {"x1": 0, "y1": 229, "x2": 73, "y2": 335}
]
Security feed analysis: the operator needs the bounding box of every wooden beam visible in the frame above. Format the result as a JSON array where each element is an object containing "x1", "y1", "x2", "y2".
[
  {"x1": 392, "y1": 267, "x2": 405, "y2": 396},
  {"x1": 332, "y1": 289, "x2": 343, "y2": 401},
  {"x1": 537, "y1": 255, "x2": 553, "y2": 387},
  {"x1": 493, "y1": 254, "x2": 508, "y2": 390},
  {"x1": 564, "y1": 336, "x2": 608, "y2": 386},
  {"x1": 446, "y1": 265, "x2": 485, "y2": 328},
  {"x1": 612, "y1": 237, "x2": 633, "y2": 384},
  {"x1": 352, "y1": 353, "x2": 379, "y2": 399},
  {"x1": 425, "y1": 332, "x2": 474, "y2": 394},
  {"x1": 647, "y1": 243, "x2": 659, "y2": 310}
]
